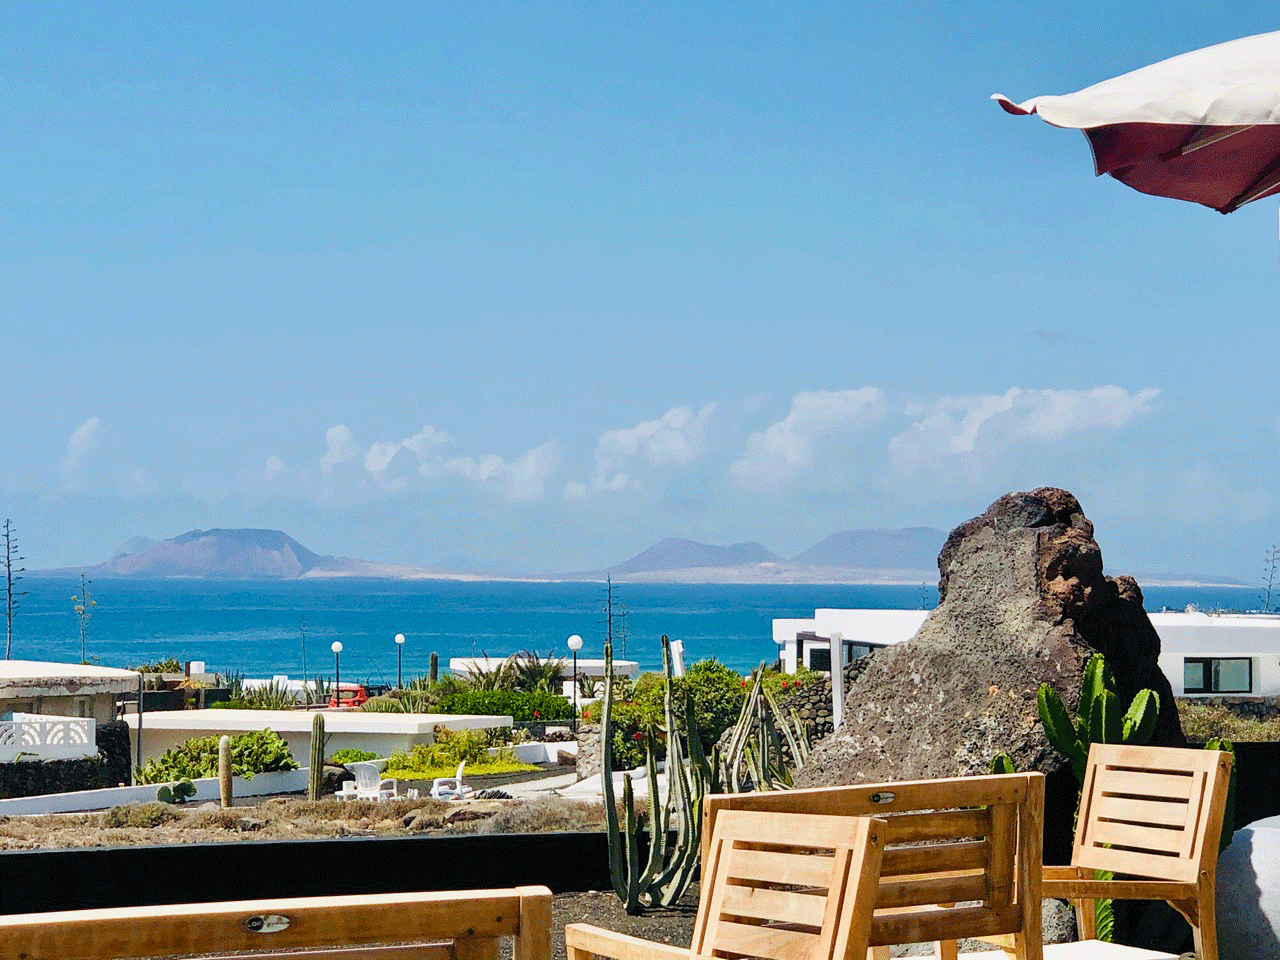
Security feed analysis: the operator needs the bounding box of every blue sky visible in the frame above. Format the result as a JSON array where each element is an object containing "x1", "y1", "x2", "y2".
[{"x1": 3, "y1": 1, "x2": 1278, "y2": 579}]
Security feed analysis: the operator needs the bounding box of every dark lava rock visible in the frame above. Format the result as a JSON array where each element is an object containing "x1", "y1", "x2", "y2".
[{"x1": 797, "y1": 488, "x2": 1183, "y2": 791}]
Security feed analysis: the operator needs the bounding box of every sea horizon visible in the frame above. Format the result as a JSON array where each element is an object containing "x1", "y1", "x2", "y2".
[{"x1": 10, "y1": 577, "x2": 1268, "y2": 683}]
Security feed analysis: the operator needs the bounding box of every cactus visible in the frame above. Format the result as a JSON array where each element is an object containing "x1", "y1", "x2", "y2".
[
  {"x1": 990, "y1": 752, "x2": 1015, "y2": 775},
  {"x1": 219, "y1": 735, "x2": 233, "y2": 808},
  {"x1": 1038, "y1": 653, "x2": 1160, "y2": 784},
  {"x1": 429, "y1": 651, "x2": 439, "y2": 685},
  {"x1": 719, "y1": 666, "x2": 813, "y2": 791},
  {"x1": 601, "y1": 634, "x2": 712, "y2": 914},
  {"x1": 1038, "y1": 653, "x2": 1161, "y2": 943},
  {"x1": 157, "y1": 778, "x2": 196, "y2": 805},
  {"x1": 308, "y1": 713, "x2": 325, "y2": 801}
]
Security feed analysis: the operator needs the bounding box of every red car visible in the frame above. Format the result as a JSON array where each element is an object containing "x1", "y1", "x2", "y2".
[{"x1": 328, "y1": 683, "x2": 369, "y2": 708}]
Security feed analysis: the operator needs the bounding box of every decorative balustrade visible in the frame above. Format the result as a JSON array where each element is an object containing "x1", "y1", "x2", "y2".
[{"x1": 0, "y1": 714, "x2": 96, "y2": 762}]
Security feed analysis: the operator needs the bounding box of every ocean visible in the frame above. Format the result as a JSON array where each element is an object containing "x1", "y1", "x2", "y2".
[{"x1": 10, "y1": 577, "x2": 1264, "y2": 684}]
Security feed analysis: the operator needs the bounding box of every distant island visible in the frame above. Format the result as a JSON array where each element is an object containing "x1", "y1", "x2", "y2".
[{"x1": 28, "y1": 526, "x2": 1247, "y2": 587}]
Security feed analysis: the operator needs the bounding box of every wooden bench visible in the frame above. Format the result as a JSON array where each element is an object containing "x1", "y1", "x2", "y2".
[
  {"x1": 704, "y1": 773, "x2": 1046, "y2": 960},
  {"x1": 0, "y1": 885, "x2": 553, "y2": 960}
]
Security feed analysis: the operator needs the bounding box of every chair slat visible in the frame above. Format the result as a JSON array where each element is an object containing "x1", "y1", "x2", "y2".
[
  {"x1": 1086, "y1": 818, "x2": 1185, "y2": 855},
  {"x1": 879, "y1": 840, "x2": 988, "y2": 878},
  {"x1": 882, "y1": 807, "x2": 991, "y2": 843},
  {"x1": 718, "y1": 885, "x2": 828, "y2": 928},
  {"x1": 1092, "y1": 793, "x2": 1191, "y2": 828},
  {"x1": 870, "y1": 904, "x2": 1024, "y2": 946},
  {"x1": 711, "y1": 919, "x2": 821, "y2": 960},
  {"x1": 875, "y1": 873, "x2": 987, "y2": 910},
  {"x1": 1095, "y1": 768, "x2": 1194, "y2": 801},
  {"x1": 727, "y1": 848, "x2": 836, "y2": 887}
]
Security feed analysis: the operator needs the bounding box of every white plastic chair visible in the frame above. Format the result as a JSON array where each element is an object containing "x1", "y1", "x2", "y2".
[
  {"x1": 431, "y1": 760, "x2": 474, "y2": 800},
  {"x1": 349, "y1": 761, "x2": 396, "y2": 801}
]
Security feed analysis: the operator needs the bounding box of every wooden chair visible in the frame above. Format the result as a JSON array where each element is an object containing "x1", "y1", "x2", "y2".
[
  {"x1": 703, "y1": 773, "x2": 1046, "y2": 960},
  {"x1": 1039, "y1": 743, "x2": 1233, "y2": 960},
  {"x1": 566, "y1": 809, "x2": 889, "y2": 960},
  {"x1": 0, "y1": 885, "x2": 553, "y2": 960}
]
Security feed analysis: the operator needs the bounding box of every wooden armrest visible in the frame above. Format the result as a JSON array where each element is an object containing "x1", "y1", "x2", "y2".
[
  {"x1": 1042, "y1": 877, "x2": 1193, "y2": 901},
  {"x1": 1041, "y1": 865, "x2": 1090, "y2": 881},
  {"x1": 565, "y1": 923, "x2": 692, "y2": 960}
]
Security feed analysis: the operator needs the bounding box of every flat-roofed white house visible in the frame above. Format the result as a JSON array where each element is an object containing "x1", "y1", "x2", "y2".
[
  {"x1": 774, "y1": 608, "x2": 1280, "y2": 698},
  {"x1": 0, "y1": 661, "x2": 141, "y2": 763}
]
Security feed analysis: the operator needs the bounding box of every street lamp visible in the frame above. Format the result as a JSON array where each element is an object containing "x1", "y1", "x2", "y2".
[
  {"x1": 395, "y1": 633, "x2": 405, "y2": 689},
  {"x1": 566, "y1": 634, "x2": 583, "y2": 732},
  {"x1": 331, "y1": 641, "x2": 343, "y2": 707}
]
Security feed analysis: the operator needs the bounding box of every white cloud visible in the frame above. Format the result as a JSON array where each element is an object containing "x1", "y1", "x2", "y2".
[
  {"x1": 588, "y1": 404, "x2": 716, "y2": 493},
  {"x1": 319, "y1": 425, "x2": 361, "y2": 473},
  {"x1": 890, "y1": 386, "x2": 1159, "y2": 471},
  {"x1": 730, "y1": 389, "x2": 885, "y2": 490},
  {"x1": 563, "y1": 480, "x2": 589, "y2": 502},
  {"x1": 446, "y1": 442, "x2": 560, "y2": 501},
  {"x1": 61, "y1": 417, "x2": 103, "y2": 474},
  {"x1": 263, "y1": 456, "x2": 289, "y2": 482}
]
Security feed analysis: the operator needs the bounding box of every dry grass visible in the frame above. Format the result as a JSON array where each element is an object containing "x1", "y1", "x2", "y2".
[
  {"x1": 477, "y1": 796, "x2": 608, "y2": 834},
  {"x1": 1178, "y1": 701, "x2": 1280, "y2": 742}
]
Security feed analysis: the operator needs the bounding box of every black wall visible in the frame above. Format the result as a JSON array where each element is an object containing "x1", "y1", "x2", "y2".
[{"x1": 0, "y1": 831, "x2": 616, "y2": 916}]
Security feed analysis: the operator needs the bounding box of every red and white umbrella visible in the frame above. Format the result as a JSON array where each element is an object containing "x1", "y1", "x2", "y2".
[{"x1": 994, "y1": 30, "x2": 1280, "y2": 214}]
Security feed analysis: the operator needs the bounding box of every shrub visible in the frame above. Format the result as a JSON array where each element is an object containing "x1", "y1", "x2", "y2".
[
  {"x1": 101, "y1": 802, "x2": 180, "y2": 829},
  {"x1": 676, "y1": 658, "x2": 747, "y2": 748},
  {"x1": 478, "y1": 796, "x2": 608, "y2": 834},
  {"x1": 330, "y1": 748, "x2": 378, "y2": 764},
  {"x1": 437, "y1": 689, "x2": 571, "y2": 721},
  {"x1": 763, "y1": 665, "x2": 822, "y2": 699},
  {"x1": 137, "y1": 729, "x2": 299, "y2": 784},
  {"x1": 132, "y1": 657, "x2": 183, "y2": 674},
  {"x1": 1179, "y1": 701, "x2": 1280, "y2": 742}
]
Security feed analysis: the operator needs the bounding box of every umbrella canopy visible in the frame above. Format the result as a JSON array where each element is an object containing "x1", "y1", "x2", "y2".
[{"x1": 994, "y1": 30, "x2": 1280, "y2": 213}]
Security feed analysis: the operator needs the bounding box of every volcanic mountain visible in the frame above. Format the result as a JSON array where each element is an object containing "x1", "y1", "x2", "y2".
[{"x1": 94, "y1": 529, "x2": 370, "y2": 579}]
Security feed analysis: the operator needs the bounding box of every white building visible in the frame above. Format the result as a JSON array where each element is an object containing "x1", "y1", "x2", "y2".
[{"x1": 775, "y1": 608, "x2": 1280, "y2": 698}]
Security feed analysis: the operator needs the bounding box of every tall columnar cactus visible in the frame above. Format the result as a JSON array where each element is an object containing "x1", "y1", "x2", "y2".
[
  {"x1": 429, "y1": 651, "x2": 439, "y2": 685},
  {"x1": 1038, "y1": 653, "x2": 1159, "y2": 784},
  {"x1": 602, "y1": 634, "x2": 712, "y2": 914},
  {"x1": 308, "y1": 712, "x2": 325, "y2": 801},
  {"x1": 219, "y1": 735, "x2": 233, "y2": 808}
]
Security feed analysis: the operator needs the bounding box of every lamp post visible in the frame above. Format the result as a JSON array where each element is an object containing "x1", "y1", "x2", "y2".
[
  {"x1": 331, "y1": 641, "x2": 343, "y2": 707},
  {"x1": 566, "y1": 634, "x2": 583, "y2": 732},
  {"x1": 395, "y1": 633, "x2": 405, "y2": 689}
]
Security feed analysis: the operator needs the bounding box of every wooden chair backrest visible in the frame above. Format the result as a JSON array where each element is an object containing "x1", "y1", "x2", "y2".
[
  {"x1": 703, "y1": 773, "x2": 1044, "y2": 950},
  {"x1": 694, "y1": 809, "x2": 887, "y2": 960},
  {"x1": 1073, "y1": 743, "x2": 1233, "y2": 885},
  {"x1": 0, "y1": 885, "x2": 553, "y2": 960}
]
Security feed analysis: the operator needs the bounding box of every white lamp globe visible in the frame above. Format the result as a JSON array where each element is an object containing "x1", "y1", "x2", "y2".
[
  {"x1": 567, "y1": 634, "x2": 583, "y2": 652},
  {"x1": 395, "y1": 633, "x2": 405, "y2": 645},
  {"x1": 331, "y1": 641, "x2": 343, "y2": 654}
]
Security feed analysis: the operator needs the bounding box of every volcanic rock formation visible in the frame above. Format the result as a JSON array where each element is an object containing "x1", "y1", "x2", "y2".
[{"x1": 796, "y1": 487, "x2": 1184, "y2": 789}]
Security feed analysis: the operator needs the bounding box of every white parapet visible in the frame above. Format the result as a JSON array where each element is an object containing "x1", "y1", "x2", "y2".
[{"x1": 0, "y1": 714, "x2": 96, "y2": 762}]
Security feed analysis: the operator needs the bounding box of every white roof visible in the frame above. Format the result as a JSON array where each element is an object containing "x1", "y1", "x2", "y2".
[
  {"x1": 0, "y1": 660, "x2": 140, "y2": 698},
  {"x1": 1148, "y1": 612, "x2": 1280, "y2": 655}
]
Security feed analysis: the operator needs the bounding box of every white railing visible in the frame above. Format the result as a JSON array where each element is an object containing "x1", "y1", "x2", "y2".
[{"x1": 0, "y1": 714, "x2": 96, "y2": 762}]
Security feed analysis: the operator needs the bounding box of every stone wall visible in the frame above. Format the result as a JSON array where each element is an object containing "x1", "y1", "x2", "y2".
[
  {"x1": 1181, "y1": 695, "x2": 1280, "y2": 720},
  {"x1": 0, "y1": 720, "x2": 134, "y2": 799}
]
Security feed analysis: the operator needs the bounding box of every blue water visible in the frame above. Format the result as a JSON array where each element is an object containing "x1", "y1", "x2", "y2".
[{"x1": 9, "y1": 578, "x2": 1264, "y2": 684}]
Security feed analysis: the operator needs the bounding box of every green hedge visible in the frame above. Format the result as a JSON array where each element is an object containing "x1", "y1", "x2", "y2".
[{"x1": 437, "y1": 689, "x2": 572, "y2": 721}]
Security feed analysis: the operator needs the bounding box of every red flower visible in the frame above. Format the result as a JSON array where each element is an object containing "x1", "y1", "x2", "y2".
[
  {"x1": 532, "y1": 710, "x2": 541, "y2": 718},
  {"x1": 633, "y1": 732, "x2": 644, "y2": 742},
  {"x1": 740, "y1": 679, "x2": 747, "y2": 688}
]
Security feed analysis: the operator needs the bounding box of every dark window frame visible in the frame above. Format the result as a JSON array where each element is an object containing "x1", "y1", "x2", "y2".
[{"x1": 1183, "y1": 656, "x2": 1253, "y2": 694}]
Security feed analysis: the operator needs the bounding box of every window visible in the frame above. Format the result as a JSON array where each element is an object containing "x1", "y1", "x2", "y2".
[{"x1": 1183, "y1": 657, "x2": 1253, "y2": 694}]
